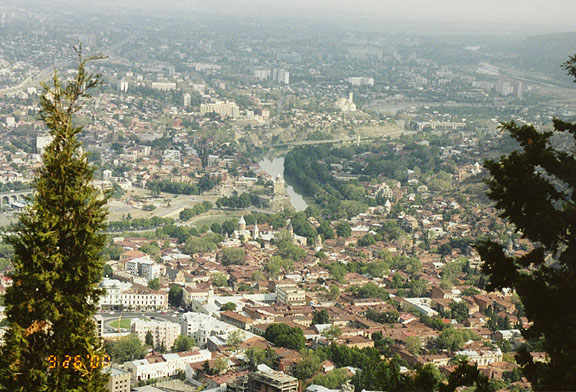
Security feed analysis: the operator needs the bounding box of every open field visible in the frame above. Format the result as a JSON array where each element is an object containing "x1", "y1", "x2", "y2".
[
  {"x1": 0, "y1": 190, "x2": 219, "y2": 228},
  {"x1": 185, "y1": 210, "x2": 245, "y2": 227}
]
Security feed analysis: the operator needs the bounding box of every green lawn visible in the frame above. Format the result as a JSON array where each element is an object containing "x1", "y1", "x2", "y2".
[
  {"x1": 109, "y1": 319, "x2": 131, "y2": 329},
  {"x1": 191, "y1": 211, "x2": 245, "y2": 227}
]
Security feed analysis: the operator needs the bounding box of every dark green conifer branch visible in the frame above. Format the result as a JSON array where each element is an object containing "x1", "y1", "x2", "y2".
[{"x1": 476, "y1": 57, "x2": 576, "y2": 390}]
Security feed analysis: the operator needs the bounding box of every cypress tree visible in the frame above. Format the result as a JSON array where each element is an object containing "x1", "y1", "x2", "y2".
[{"x1": 0, "y1": 49, "x2": 109, "y2": 391}]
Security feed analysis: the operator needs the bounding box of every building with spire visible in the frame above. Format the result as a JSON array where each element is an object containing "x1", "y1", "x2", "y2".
[
  {"x1": 238, "y1": 216, "x2": 246, "y2": 232},
  {"x1": 252, "y1": 220, "x2": 260, "y2": 239},
  {"x1": 336, "y1": 92, "x2": 356, "y2": 112},
  {"x1": 232, "y1": 216, "x2": 264, "y2": 242}
]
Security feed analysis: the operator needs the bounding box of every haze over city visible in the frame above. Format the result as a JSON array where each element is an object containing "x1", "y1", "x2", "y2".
[
  {"x1": 6, "y1": 0, "x2": 576, "y2": 33},
  {"x1": 0, "y1": 0, "x2": 575, "y2": 390}
]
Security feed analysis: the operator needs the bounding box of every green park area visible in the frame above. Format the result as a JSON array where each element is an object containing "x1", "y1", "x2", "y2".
[{"x1": 109, "y1": 319, "x2": 131, "y2": 329}]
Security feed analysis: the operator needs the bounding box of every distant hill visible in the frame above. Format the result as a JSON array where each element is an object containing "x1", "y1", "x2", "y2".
[{"x1": 497, "y1": 32, "x2": 576, "y2": 85}]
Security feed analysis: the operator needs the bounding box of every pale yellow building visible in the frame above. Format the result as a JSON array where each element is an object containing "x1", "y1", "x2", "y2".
[
  {"x1": 104, "y1": 367, "x2": 131, "y2": 392},
  {"x1": 131, "y1": 318, "x2": 181, "y2": 350}
]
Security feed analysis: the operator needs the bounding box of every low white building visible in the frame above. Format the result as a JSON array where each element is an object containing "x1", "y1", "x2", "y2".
[
  {"x1": 454, "y1": 348, "x2": 503, "y2": 366},
  {"x1": 99, "y1": 278, "x2": 168, "y2": 311},
  {"x1": 403, "y1": 297, "x2": 439, "y2": 317},
  {"x1": 189, "y1": 290, "x2": 276, "y2": 315},
  {"x1": 180, "y1": 312, "x2": 238, "y2": 348},
  {"x1": 348, "y1": 76, "x2": 374, "y2": 86},
  {"x1": 124, "y1": 350, "x2": 211, "y2": 382}
]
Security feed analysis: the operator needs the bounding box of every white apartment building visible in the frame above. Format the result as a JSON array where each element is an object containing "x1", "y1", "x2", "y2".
[
  {"x1": 275, "y1": 284, "x2": 306, "y2": 306},
  {"x1": 131, "y1": 318, "x2": 181, "y2": 350},
  {"x1": 145, "y1": 264, "x2": 163, "y2": 281},
  {"x1": 194, "y1": 63, "x2": 221, "y2": 72},
  {"x1": 112, "y1": 291, "x2": 168, "y2": 311},
  {"x1": 272, "y1": 68, "x2": 290, "y2": 84},
  {"x1": 99, "y1": 278, "x2": 168, "y2": 311},
  {"x1": 140, "y1": 261, "x2": 163, "y2": 281},
  {"x1": 183, "y1": 92, "x2": 192, "y2": 107},
  {"x1": 36, "y1": 135, "x2": 53, "y2": 155},
  {"x1": 125, "y1": 256, "x2": 151, "y2": 276},
  {"x1": 125, "y1": 257, "x2": 163, "y2": 280},
  {"x1": 124, "y1": 350, "x2": 211, "y2": 382},
  {"x1": 454, "y1": 348, "x2": 503, "y2": 366},
  {"x1": 253, "y1": 68, "x2": 272, "y2": 80},
  {"x1": 180, "y1": 312, "x2": 238, "y2": 347},
  {"x1": 189, "y1": 292, "x2": 276, "y2": 315},
  {"x1": 151, "y1": 81, "x2": 177, "y2": 91},
  {"x1": 117, "y1": 78, "x2": 129, "y2": 92},
  {"x1": 162, "y1": 147, "x2": 182, "y2": 164},
  {"x1": 348, "y1": 76, "x2": 374, "y2": 86},
  {"x1": 4, "y1": 116, "x2": 15, "y2": 127},
  {"x1": 200, "y1": 101, "x2": 240, "y2": 118}
]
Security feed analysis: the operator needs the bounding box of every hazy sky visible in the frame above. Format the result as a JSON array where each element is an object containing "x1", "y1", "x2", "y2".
[
  {"x1": 11, "y1": 0, "x2": 576, "y2": 33},
  {"x1": 246, "y1": 0, "x2": 576, "y2": 33}
]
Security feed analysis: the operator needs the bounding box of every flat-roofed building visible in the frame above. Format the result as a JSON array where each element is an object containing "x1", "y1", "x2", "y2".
[
  {"x1": 276, "y1": 284, "x2": 306, "y2": 306},
  {"x1": 99, "y1": 278, "x2": 168, "y2": 311},
  {"x1": 180, "y1": 312, "x2": 237, "y2": 347},
  {"x1": 228, "y1": 371, "x2": 298, "y2": 392},
  {"x1": 220, "y1": 311, "x2": 254, "y2": 330},
  {"x1": 104, "y1": 367, "x2": 131, "y2": 392},
  {"x1": 124, "y1": 350, "x2": 211, "y2": 382},
  {"x1": 131, "y1": 318, "x2": 181, "y2": 350}
]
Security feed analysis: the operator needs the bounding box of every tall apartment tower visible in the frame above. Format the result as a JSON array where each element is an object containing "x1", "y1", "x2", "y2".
[
  {"x1": 272, "y1": 68, "x2": 290, "y2": 85},
  {"x1": 183, "y1": 92, "x2": 192, "y2": 107},
  {"x1": 513, "y1": 81, "x2": 523, "y2": 99},
  {"x1": 117, "y1": 78, "x2": 129, "y2": 92}
]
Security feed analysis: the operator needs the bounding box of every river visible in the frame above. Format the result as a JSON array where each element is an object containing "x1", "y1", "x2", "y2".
[{"x1": 258, "y1": 157, "x2": 308, "y2": 211}]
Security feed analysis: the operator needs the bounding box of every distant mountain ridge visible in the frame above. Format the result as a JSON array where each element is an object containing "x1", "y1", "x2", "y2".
[{"x1": 500, "y1": 32, "x2": 576, "y2": 84}]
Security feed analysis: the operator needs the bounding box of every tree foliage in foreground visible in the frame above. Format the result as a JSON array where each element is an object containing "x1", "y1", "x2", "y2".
[
  {"x1": 476, "y1": 58, "x2": 576, "y2": 390},
  {"x1": 439, "y1": 359, "x2": 492, "y2": 392},
  {"x1": 0, "y1": 50, "x2": 109, "y2": 391}
]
